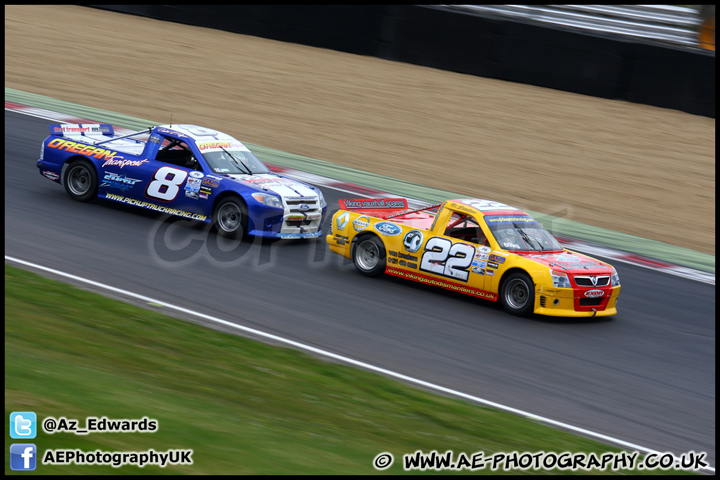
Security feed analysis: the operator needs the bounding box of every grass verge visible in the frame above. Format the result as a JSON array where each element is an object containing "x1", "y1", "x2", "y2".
[{"x1": 5, "y1": 264, "x2": 689, "y2": 474}]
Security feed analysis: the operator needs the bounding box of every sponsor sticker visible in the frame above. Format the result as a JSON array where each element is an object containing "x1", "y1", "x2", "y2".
[
  {"x1": 486, "y1": 215, "x2": 535, "y2": 224},
  {"x1": 100, "y1": 172, "x2": 142, "y2": 192},
  {"x1": 403, "y1": 230, "x2": 424, "y2": 253},
  {"x1": 541, "y1": 287, "x2": 562, "y2": 295},
  {"x1": 185, "y1": 178, "x2": 200, "y2": 193},
  {"x1": 549, "y1": 261, "x2": 602, "y2": 270},
  {"x1": 156, "y1": 127, "x2": 189, "y2": 137},
  {"x1": 341, "y1": 198, "x2": 407, "y2": 209},
  {"x1": 42, "y1": 170, "x2": 60, "y2": 181},
  {"x1": 448, "y1": 202, "x2": 477, "y2": 214},
  {"x1": 101, "y1": 158, "x2": 149, "y2": 169},
  {"x1": 385, "y1": 268, "x2": 497, "y2": 300},
  {"x1": 189, "y1": 171, "x2": 204, "y2": 178},
  {"x1": 47, "y1": 138, "x2": 118, "y2": 162},
  {"x1": 196, "y1": 141, "x2": 244, "y2": 151},
  {"x1": 278, "y1": 231, "x2": 322, "y2": 238},
  {"x1": 242, "y1": 177, "x2": 293, "y2": 187},
  {"x1": 397, "y1": 252, "x2": 418, "y2": 261},
  {"x1": 201, "y1": 177, "x2": 220, "y2": 187},
  {"x1": 336, "y1": 211, "x2": 350, "y2": 230},
  {"x1": 353, "y1": 215, "x2": 370, "y2": 232},
  {"x1": 103, "y1": 192, "x2": 206, "y2": 221},
  {"x1": 51, "y1": 124, "x2": 112, "y2": 135},
  {"x1": 488, "y1": 254, "x2": 506, "y2": 264},
  {"x1": 553, "y1": 254, "x2": 580, "y2": 262},
  {"x1": 584, "y1": 289, "x2": 605, "y2": 298},
  {"x1": 374, "y1": 221, "x2": 402, "y2": 236}
]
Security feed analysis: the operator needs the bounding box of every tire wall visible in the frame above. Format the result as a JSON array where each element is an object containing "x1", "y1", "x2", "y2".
[{"x1": 89, "y1": 5, "x2": 715, "y2": 118}]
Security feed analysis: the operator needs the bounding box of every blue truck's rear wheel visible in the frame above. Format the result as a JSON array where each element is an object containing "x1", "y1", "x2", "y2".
[{"x1": 63, "y1": 159, "x2": 98, "y2": 202}]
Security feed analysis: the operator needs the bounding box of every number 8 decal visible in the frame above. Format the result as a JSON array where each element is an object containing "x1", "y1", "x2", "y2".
[
  {"x1": 146, "y1": 166, "x2": 188, "y2": 202},
  {"x1": 420, "y1": 237, "x2": 474, "y2": 282}
]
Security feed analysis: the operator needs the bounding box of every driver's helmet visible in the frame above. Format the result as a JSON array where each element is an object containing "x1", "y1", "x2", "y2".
[{"x1": 185, "y1": 154, "x2": 199, "y2": 169}]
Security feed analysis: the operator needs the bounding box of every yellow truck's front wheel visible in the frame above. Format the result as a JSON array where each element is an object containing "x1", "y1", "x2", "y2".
[
  {"x1": 353, "y1": 235, "x2": 386, "y2": 277},
  {"x1": 500, "y1": 272, "x2": 535, "y2": 316}
]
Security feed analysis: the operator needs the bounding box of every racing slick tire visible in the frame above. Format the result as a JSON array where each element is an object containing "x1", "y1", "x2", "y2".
[
  {"x1": 353, "y1": 235, "x2": 386, "y2": 277},
  {"x1": 500, "y1": 271, "x2": 535, "y2": 316},
  {"x1": 63, "y1": 159, "x2": 98, "y2": 202},
  {"x1": 212, "y1": 196, "x2": 248, "y2": 240}
]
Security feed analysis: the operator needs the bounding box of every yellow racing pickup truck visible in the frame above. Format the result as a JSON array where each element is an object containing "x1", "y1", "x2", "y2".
[{"x1": 326, "y1": 198, "x2": 620, "y2": 317}]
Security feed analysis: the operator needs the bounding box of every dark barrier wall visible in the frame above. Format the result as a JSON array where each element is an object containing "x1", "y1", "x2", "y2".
[{"x1": 90, "y1": 5, "x2": 715, "y2": 117}]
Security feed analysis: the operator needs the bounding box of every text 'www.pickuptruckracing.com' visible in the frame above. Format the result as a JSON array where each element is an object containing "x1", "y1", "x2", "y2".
[{"x1": 372, "y1": 449, "x2": 709, "y2": 472}]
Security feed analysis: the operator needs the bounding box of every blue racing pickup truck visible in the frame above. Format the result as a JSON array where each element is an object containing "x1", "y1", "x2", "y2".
[{"x1": 37, "y1": 123, "x2": 327, "y2": 239}]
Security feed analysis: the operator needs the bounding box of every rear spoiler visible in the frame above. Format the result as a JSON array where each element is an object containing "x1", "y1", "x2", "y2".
[
  {"x1": 338, "y1": 198, "x2": 408, "y2": 210},
  {"x1": 49, "y1": 123, "x2": 114, "y2": 137}
]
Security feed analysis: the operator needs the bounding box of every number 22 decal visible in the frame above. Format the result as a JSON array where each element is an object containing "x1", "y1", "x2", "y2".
[
  {"x1": 419, "y1": 237, "x2": 474, "y2": 282},
  {"x1": 146, "y1": 166, "x2": 188, "y2": 202}
]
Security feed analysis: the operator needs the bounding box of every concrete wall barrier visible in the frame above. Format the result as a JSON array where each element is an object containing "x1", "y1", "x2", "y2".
[{"x1": 89, "y1": 5, "x2": 715, "y2": 118}]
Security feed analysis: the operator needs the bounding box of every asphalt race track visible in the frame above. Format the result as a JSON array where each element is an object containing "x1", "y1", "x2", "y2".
[{"x1": 5, "y1": 111, "x2": 715, "y2": 467}]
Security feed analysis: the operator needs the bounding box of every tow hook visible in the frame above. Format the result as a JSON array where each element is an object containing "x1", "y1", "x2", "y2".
[{"x1": 591, "y1": 307, "x2": 597, "y2": 317}]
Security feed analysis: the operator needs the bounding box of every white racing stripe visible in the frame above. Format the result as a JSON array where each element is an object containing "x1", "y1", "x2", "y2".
[
  {"x1": 227, "y1": 174, "x2": 318, "y2": 198},
  {"x1": 4, "y1": 255, "x2": 714, "y2": 473}
]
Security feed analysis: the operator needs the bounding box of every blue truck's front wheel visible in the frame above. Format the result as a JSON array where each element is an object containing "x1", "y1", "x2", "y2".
[{"x1": 212, "y1": 196, "x2": 248, "y2": 240}]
